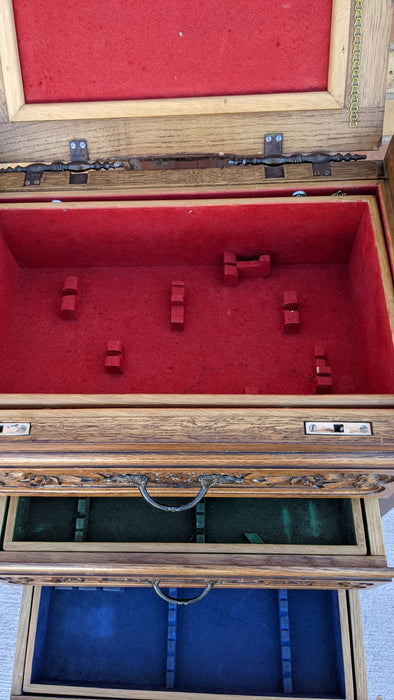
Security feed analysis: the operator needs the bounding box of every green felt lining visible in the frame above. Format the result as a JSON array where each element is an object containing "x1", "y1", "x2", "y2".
[{"x1": 12, "y1": 497, "x2": 357, "y2": 546}]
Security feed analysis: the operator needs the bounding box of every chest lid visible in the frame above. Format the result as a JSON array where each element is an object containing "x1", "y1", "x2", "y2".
[{"x1": 0, "y1": 0, "x2": 391, "y2": 164}]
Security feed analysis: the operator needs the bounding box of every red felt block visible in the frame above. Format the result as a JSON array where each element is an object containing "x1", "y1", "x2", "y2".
[
  {"x1": 105, "y1": 354, "x2": 124, "y2": 374},
  {"x1": 237, "y1": 260, "x2": 264, "y2": 278},
  {"x1": 282, "y1": 309, "x2": 300, "y2": 334},
  {"x1": 237, "y1": 255, "x2": 271, "y2": 279},
  {"x1": 315, "y1": 376, "x2": 333, "y2": 393},
  {"x1": 244, "y1": 386, "x2": 259, "y2": 394},
  {"x1": 314, "y1": 346, "x2": 326, "y2": 359},
  {"x1": 171, "y1": 281, "x2": 185, "y2": 305},
  {"x1": 60, "y1": 294, "x2": 77, "y2": 320},
  {"x1": 106, "y1": 341, "x2": 124, "y2": 356},
  {"x1": 224, "y1": 264, "x2": 239, "y2": 287},
  {"x1": 62, "y1": 275, "x2": 80, "y2": 296},
  {"x1": 223, "y1": 251, "x2": 237, "y2": 266},
  {"x1": 171, "y1": 305, "x2": 184, "y2": 331},
  {"x1": 316, "y1": 364, "x2": 331, "y2": 376},
  {"x1": 282, "y1": 291, "x2": 298, "y2": 310}
]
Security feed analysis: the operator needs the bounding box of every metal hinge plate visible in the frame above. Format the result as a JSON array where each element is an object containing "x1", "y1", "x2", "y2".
[
  {"x1": 304, "y1": 421, "x2": 372, "y2": 436},
  {"x1": 69, "y1": 139, "x2": 89, "y2": 184},
  {"x1": 0, "y1": 422, "x2": 31, "y2": 436}
]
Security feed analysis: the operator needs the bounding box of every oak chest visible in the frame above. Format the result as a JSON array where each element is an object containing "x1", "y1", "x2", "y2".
[{"x1": 0, "y1": 1, "x2": 393, "y2": 698}]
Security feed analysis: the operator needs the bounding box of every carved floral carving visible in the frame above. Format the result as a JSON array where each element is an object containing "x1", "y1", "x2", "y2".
[
  {"x1": 0, "y1": 574, "x2": 375, "y2": 588},
  {"x1": 251, "y1": 473, "x2": 394, "y2": 493},
  {"x1": 0, "y1": 470, "x2": 392, "y2": 494}
]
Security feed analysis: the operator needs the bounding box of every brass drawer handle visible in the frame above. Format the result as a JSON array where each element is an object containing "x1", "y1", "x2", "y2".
[
  {"x1": 151, "y1": 580, "x2": 215, "y2": 605},
  {"x1": 129, "y1": 474, "x2": 244, "y2": 512}
]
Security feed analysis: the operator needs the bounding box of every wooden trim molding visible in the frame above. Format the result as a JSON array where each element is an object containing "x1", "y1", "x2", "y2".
[
  {"x1": 0, "y1": 495, "x2": 7, "y2": 538},
  {"x1": 348, "y1": 590, "x2": 368, "y2": 700},
  {"x1": 0, "y1": 0, "x2": 351, "y2": 121},
  {"x1": 11, "y1": 586, "x2": 33, "y2": 696}
]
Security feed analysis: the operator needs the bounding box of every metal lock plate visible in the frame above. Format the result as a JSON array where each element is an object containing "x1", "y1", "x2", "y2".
[
  {"x1": 0, "y1": 422, "x2": 31, "y2": 436},
  {"x1": 304, "y1": 421, "x2": 372, "y2": 436}
]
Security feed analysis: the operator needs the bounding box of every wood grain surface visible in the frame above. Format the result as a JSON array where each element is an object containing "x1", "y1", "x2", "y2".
[{"x1": 0, "y1": 551, "x2": 391, "y2": 588}]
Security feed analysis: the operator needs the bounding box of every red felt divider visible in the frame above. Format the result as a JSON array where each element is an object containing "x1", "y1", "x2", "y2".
[
  {"x1": 12, "y1": 0, "x2": 332, "y2": 103},
  {"x1": 0, "y1": 198, "x2": 392, "y2": 395}
]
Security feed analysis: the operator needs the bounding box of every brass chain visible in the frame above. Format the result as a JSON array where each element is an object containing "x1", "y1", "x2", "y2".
[{"x1": 349, "y1": 0, "x2": 363, "y2": 128}]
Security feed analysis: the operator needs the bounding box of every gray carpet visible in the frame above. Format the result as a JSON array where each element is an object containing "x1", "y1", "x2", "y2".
[{"x1": 0, "y1": 509, "x2": 393, "y2": 700}]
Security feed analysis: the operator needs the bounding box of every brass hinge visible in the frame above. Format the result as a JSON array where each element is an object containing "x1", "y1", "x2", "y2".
[
  {"x1": 0, "y1": 158, "x2": 124, "y2": 185},
  {"x1": 0, "y1": 147, "x2": 366, "y2": 182}
]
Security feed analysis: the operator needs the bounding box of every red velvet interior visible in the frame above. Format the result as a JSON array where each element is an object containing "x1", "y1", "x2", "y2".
[
  {"x1": 0, "y1": 199, "x2": 392, "y2": 395},
  {"x1": 12, "y1": 0, "x2": 332, "y2": 102}
]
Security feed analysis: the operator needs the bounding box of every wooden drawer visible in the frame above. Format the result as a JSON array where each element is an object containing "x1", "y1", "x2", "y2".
[
  {"x1": 0, "y1": 495, "x2": 391, "y2": 589},
  {"x1": 3, "y1": 495, "x2": 367, "y2": 554},
  {"x1": 10, "y1": 584, "x2": 367, "y2": 700}
]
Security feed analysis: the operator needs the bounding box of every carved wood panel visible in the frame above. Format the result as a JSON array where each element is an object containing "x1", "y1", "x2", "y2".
[
  {"x1": 0, "y1": 574, "x2": 377, "y2": 589},
  {"x1": 0, "y1": 469, "x2": 392, "y2": 496}
]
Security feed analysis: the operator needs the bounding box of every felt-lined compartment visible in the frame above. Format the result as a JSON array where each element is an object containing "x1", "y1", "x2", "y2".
[
  {"x1": 0, "y1": 197, "x2": 392, "y2": 396},
  {"x1": 26, "y1": 587, "x2": 347, "y2": 698},
  {"x1": 12, "y1": 0, "x2": 331, "y2": 103},
  {"x1": 6, "y1": 496, "x2": 361, "y2": 553}
]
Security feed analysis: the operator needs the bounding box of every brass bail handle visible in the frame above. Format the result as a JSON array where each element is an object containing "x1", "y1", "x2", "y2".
[
  {"x1": 131, "y1": 474, "x2": 244, "y2": 512},
  {"x1": 151, "y1": 580, "x2": 215, "y2": 605}
]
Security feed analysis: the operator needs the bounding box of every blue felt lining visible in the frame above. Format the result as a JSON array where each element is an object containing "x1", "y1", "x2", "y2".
[
  {"x1": 289, "y1": 589, "x2": 345, "y2": 696},
  {"x1": 32, "y1": 588, "x2": 168, "y2": 689},
  {"x1": 31, "y1": 587, "x2": 346, "y2": 696}
]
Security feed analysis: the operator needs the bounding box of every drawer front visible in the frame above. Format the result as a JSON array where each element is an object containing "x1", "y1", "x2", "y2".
[
  {"x1": 0, "y1": 407, "x2": 393, "y2": 498},
  {"x1": 0, "y1": 409, "x2": 393, "y2": 500},
  {"x1": 13, "y1": 585, "x2": 364, "y2": 699},
  {"x1": 0, "y1": 496, "x2": 391, "y2": 589}
]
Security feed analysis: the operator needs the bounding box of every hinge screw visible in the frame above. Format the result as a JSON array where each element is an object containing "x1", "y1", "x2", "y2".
[
  {"x1": 25, "y1": 180, "x2": 30, "y2": 186},
  {"x1": 308, "y1": 423, "x2": 318, "y2": 432},
  {"x1": 276, "y1": 135, "x2": 282, "y2": 142},
  {"x1": 70, "y1": 142, "x2": 76, "y2": 149},
  {"x1": 265, "y1": 135, "x2": 272, "y2": 143},
  {"x1": 359, "y1": 424, "x2": 369, "y2": 433},
  {"x1": 79, "y1": 141, "x2": 86, "y2": 149}
]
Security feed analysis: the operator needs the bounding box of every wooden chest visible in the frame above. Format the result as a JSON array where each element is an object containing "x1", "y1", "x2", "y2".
[{"x1": 0, "y1": 1, "x2": 393, "y2": 698}]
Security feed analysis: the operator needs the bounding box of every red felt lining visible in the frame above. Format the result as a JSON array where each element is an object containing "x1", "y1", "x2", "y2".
[
  {"x1": 349, "y1": 209, "x2": 394, "y2": 393},
  {"x1": 0, "y1": 201, "x2": 363, "y2": 267},
  {"x1": 12, "y1": 0, "x2": 332, "y2": 103},
  {"x1": 0, "y1": 199, "x2": 392, "y2": 395}
]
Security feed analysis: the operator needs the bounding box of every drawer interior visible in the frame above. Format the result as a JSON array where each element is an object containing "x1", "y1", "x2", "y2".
[
  {"x1": 0, "y1": 196, "x2": 392, "y2": 396},
  {"x1": 4, "y1": 495, "x2": 365, "y2": 554},
  {"x1": 24, "y1": 586, "x2": 351, "y2": 699}
]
